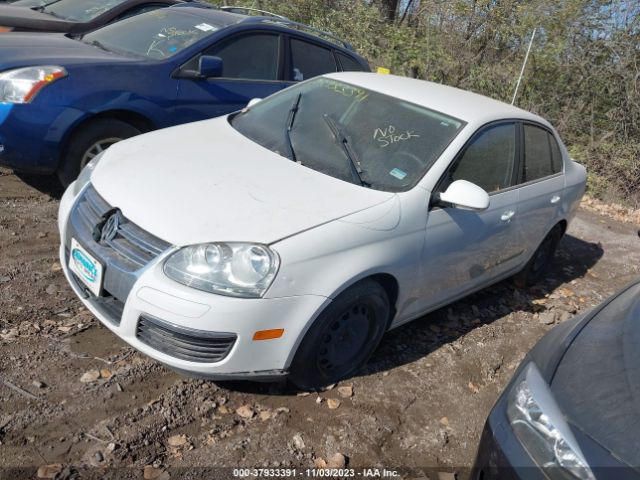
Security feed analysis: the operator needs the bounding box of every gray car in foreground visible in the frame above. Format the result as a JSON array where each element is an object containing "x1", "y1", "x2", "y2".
[{"x1": 473, "y1": 278, "x2": 640, "y2": 480}]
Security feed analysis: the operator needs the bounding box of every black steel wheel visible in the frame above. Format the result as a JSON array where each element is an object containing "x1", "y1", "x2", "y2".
[
  {"x1": 514, "y1": 224, "x2": 563, "y2": 288},
  {"x1": 289, "y1": 279, "x2": 390, "y2": 390}
]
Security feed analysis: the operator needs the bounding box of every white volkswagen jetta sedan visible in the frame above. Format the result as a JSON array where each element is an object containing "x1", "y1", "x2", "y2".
[{"x1": 58, "y1": 73, "x2": 586, "y2": 388}]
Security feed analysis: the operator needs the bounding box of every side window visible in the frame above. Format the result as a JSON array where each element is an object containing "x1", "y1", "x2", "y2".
[
  {"x1": 290, "y1": 38, "x2": 337, "y2": 81},
  {"x1": 336, "y1": 52, "x2": 365, "y2": 72},
  {"x1": 446, "y1": 123, "x2": 517, "y2": 193},
  {"x1": 207, "y1": 34, "x2": 279, "y2": 80},
  {"x1": 523, "y1": 124, "x2": 557, "y2": 182},
  {"x1": 548, "y1": 132, "x2": 564, "y2": 173}
]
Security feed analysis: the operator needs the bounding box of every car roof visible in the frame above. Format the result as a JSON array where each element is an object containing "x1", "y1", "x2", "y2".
[
  {"x1": 324, "y1": 72, "x2": 551, "y2": 128},
  {"x1": 169, "y1": 5, "x2": 356, "y2": 51}
]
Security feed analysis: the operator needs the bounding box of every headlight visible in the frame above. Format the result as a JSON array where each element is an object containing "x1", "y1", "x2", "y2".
[
  {"x1": 72, "y1": 151, "x2": 104, "y2": 196},
  {"x1": 0, "y1": 66, "x2": 67, "y2": 104},
  {"x1": 164, "y1": 243, "x2": 279, "y2": 298},
  {"x1": 507, "y1": 363, "x2": 595, "y2": 480}
]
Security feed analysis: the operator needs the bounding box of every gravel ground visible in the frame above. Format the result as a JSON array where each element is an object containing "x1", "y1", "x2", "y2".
[{"x1": 1, "y1": 168, "x2": 639, "y2": 480}]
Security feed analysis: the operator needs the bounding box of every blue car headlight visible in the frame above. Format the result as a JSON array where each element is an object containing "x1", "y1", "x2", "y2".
[
  {"x1": 507, "y1": 363, "x2": 595, "y2": 480},
  {"x1": 0, "y1": 66, "x2": 67, "y2": 104}
]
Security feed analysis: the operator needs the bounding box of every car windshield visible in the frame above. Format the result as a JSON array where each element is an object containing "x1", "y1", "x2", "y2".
[
  {"x1": 38, "y1": 0, "x2": 128, "y2": 22},
  {"x1": 82, "y1": 9, "x2": 221, "y2": 59},
  {"x1": 231, "y1": 77, "x2": 465, "y2": 192}
]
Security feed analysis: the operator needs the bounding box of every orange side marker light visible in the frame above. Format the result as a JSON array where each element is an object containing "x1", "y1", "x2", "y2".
[{"x1": 252, "y1": 329, "x2": 284, "y2": 341}]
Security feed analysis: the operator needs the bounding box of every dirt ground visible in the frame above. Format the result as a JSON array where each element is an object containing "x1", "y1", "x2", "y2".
[{"x1": 1, "y1": 167, "x2": 639, "y2": 480}]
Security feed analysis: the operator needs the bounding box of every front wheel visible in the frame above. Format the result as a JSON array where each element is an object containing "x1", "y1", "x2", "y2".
[
  {"x1": 57, "y1": 119, "x2": 141, "y2": 187},
  {"x1": 513, "y1": 224, "x2": 564, "y2": 288},
  {"x1": 289, "y1": 279, "x2": 390, "y2": 390}
]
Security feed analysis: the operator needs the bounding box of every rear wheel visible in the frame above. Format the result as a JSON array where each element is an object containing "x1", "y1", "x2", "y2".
[
  {"x1": 289, "y1": 279, "x2": 390, "y2": 390},
  {"x1": 514, "y1": 224, "x2": 564, "y2": 288},
  {"x1": 57, "y1": 119, "x2": 140, "y2": 187}
]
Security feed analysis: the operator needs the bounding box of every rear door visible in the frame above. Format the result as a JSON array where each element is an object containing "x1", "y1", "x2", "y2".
[
  {"x1": 175, "y1": 32, "x2": 288, "y2": 121},
  {"x1": 416, "y1": 122, "x2": 524, "y2": 311},
  {"x1": 516, "y1": 123, "x2": 565, "y2": 258}
]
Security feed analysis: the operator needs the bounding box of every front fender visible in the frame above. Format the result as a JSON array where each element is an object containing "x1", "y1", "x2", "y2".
[{"x1": 267, "y1": 190, "x2": 429, "y2": 366}]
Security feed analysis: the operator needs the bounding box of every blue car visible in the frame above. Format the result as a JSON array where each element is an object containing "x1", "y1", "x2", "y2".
[{"x1": 0, "y1": 5, "x2": 369, "y2": 184}]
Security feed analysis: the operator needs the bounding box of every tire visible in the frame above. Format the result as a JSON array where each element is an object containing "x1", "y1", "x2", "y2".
[
  {"x1": 513, "y1": 224, "x2": 564, "y2": 288},
  {"x1": 289, "y1": 279, "x2": 390, "y2": 390},
  {"x1": 57, "y1": 119, "x2": 141, "y2": 187}
]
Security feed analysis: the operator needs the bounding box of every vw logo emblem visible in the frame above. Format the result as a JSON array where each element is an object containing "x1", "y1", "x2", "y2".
[{"x1": 100, "y1": 212, "x2": 120, "y2": 244}]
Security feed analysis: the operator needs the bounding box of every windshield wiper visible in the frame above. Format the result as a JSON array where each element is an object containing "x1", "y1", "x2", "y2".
[
  {"x1": 85, "y1": 39, "x2": 111, "y2": 52},
  {"x1": 33, "y1": 0, "x2": 62, "y2": 11},
  {"x1": 322, "y1": 114, "x2": 370, "y2": 187},
  {"x1": 284, "y1": 92, "x2": 302, "y2": 164},
  {"x1": 41, "y1": 10, "x2": 67, "y2": 19}
]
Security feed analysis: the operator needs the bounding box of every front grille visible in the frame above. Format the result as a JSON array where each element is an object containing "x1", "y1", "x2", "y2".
[
  {"x1": 66, "y1": 184, "x2": 172, "y2": 304},
  {"x1": 76, "y1": 185, "x2": 170, "y2": 272},
  {"x1": 136, "y1": 315, "x2": 236, "y2": 364}
]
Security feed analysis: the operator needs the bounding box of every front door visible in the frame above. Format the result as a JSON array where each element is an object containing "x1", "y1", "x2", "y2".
[
  {"x1": 416, "y1": 122, "x2": 524, "y2": 311},
  {"x1": 176, "y1": 32, "x2": 289, "y2": 122}
]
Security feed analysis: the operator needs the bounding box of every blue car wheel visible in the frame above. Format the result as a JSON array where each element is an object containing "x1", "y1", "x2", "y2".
[{"x1": 57, "y1": 118, "x2": 140, "y2": 186}]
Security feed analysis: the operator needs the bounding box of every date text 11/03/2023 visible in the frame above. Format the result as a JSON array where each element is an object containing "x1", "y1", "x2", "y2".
[{"x1": 232, "y1": 468, "x2": 401, "y2": 477}]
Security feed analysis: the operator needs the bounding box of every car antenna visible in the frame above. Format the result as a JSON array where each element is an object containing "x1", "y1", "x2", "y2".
[{"x1": 511, "y1": 28, "x2": 536, "y2": 106}]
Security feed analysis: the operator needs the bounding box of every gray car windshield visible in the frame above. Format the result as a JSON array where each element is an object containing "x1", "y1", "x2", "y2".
[
  {"x1": 82, "y1": 9, "x2": 220, "y2": 59},
  {"x1": 231, "y1": 78, "x2": 465, "y2": 192},
  {"x1": 40, "y1": 0, "x2": 128, "y2": 22}
]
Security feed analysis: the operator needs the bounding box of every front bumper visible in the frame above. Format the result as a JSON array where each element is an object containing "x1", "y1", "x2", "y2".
[
  {"x1": 471, "y1": 386, "x2": 546, "y2": 480},
  {"x1": 0, "y1": 102, "x2": 84, "y2": 173},
  {"x1": 58, "y1": 184, "x2": 330, "y2": 378}
]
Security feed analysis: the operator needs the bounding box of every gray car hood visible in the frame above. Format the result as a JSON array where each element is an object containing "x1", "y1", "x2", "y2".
[{"x1": 551, "y1": 282, "x2": 640, "y2": 469}]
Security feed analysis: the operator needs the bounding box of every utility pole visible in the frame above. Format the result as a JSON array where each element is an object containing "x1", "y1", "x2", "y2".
[{"x1": 512, "y1": 28, "x2": 537, "y2": 106}]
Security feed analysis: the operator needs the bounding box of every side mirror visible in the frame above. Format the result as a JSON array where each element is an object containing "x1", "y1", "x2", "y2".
[
  {"x1": 246, "y1": 98, "x2": 262, "y2": 108},
  {"x1": 198, "y1": 55, "x2": 223, "y2": 78},
  {"x1": 437, "y1": 180, "x2": 490, "y2": 211}
]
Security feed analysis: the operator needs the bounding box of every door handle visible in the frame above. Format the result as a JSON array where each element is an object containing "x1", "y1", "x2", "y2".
[
  {"x1": 550, "y1": 195, "x2": 561, "y2": 204},
  {"x1": 501, "y1": 210, "x2": 515, "y2": 222}
]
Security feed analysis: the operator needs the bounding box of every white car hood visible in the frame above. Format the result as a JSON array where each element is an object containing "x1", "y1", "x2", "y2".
[{"x1": 91, "y1": 116, "x2": 394, "y2": 246}]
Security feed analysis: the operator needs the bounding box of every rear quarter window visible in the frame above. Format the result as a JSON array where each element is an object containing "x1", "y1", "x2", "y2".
[
  {"x1": 523, "y1": 124, "x2": 559, "y2": 182},
  {"x1": 548, "y1": 132, "x2": 564, "y2": 173},
  {"x1": 336, "y1": 52, "x2": 365, "y2": 72}
]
